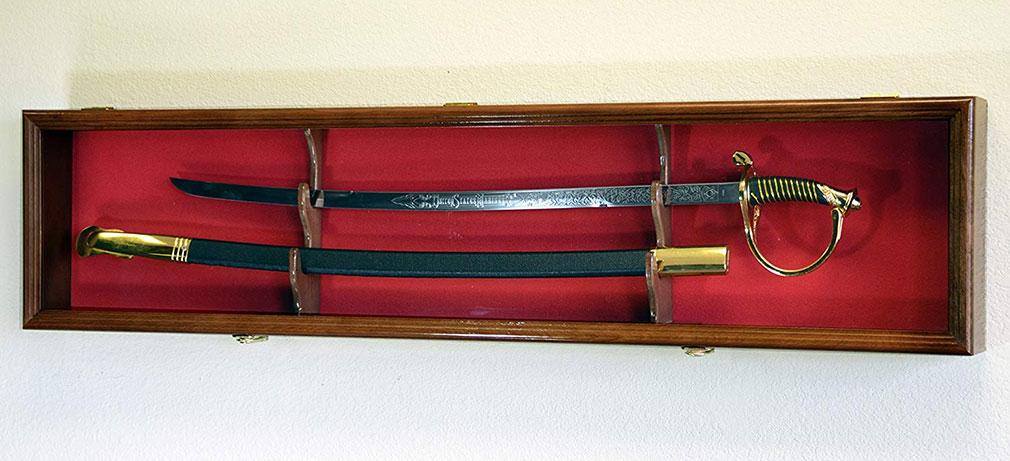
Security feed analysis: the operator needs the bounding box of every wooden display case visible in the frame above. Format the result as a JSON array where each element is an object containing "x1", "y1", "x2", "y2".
[{"x1": 23, "y1": 97, "x2": 986, "y2": 354}]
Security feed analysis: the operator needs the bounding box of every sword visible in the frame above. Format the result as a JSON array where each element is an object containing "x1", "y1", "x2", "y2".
[
  {"x1": 170, "y1": 153, "x2": 858, "y2": 212},
  {"x1": 170, "y1": 178, "x2": 741, "y2": 211},
  {"x1": 168, "y1": 152, "x2": 861, "y2": 276}
]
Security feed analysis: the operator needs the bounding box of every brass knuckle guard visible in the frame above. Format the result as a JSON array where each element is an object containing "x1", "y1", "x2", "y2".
[
  {"x1": 76, "y1": 226, "x2": 192, "y2": 262},
  {"x1": 732, "y1": 151, "x2": 860, "y2": 277}
]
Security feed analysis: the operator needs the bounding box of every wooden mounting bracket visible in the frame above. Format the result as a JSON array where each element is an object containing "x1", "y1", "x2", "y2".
[
  {"x1": 289, "y1": 128, "x2": 325, "y2": 314},
  {"x1": 647, "y1": 124, "x2": 674, "y2": 323}
]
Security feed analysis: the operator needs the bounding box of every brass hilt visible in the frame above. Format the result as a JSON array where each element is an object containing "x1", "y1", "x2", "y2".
[
  {"x1": 650, "y1": 246, "x2": 728, "y2": 276},
  {"x1": 76, "y1": 226, "x2": 192, "y2": 262},
  {"x1": 733, "y1": 151, "x2": 861, "y2": 277}
]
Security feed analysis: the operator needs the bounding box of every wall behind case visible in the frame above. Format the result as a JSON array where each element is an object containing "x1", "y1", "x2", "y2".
[{"x1": 3, "y1": 1, "x2": 1009, "y2": 459}]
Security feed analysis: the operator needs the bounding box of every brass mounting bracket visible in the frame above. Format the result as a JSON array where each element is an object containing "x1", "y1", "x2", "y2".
[{"x1": 233, "y1": 334, "x2": 269, "y2": 344}]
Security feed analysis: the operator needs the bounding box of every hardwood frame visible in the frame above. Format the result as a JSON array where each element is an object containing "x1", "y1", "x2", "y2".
[{"x1": 23, "y1": 97, "x2": 986, "y2": 354}]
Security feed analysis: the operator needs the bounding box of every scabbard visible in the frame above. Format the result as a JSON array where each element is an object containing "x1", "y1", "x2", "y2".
[
  {"x1": 189, "y1": 239, "x2": 646, "y2": 278},
  {"x1": 76, "y1": 226, "x2": 729, "y2": 278}
]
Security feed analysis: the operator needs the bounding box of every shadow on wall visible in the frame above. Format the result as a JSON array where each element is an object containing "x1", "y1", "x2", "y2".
[
  {"x1": 1, "y1": 118, "x2": 21, "y2": 271},
  {"x1": 65, "y1": 52, "x2": 1006, "y2": 109}
]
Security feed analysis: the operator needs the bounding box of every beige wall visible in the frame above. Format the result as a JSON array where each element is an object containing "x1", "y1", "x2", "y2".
[{"x1": 3, "y1": 1, "x2": 1009, "y2": 458}]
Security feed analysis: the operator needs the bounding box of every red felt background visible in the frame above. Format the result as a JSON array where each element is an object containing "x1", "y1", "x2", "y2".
[{"x1": 71, "y1": 120, "x2": 949, "y2": 331}]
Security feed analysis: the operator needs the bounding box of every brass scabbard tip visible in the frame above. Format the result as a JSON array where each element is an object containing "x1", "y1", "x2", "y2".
[{"x1": 75, "y1": 227, "x2": 190, "y2": 261}]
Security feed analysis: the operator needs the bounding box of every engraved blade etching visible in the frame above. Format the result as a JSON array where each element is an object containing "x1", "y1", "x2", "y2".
[
  {"x1": 663, "y1": 183, "x2": 729, "y2": 205},
  {"x1": 388, "y1": 187, "x2": 652, "y2": 210},
  {"x1": 385, "y1": 183, "x2": 734, "y2": 210}
]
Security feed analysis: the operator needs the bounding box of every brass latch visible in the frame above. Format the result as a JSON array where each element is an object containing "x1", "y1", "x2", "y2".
[
  {"x1": 682, "y1": 346, "x2": 715, "y2": 356},
  {"x1": 233, "y1": 334, "x2": 269, "y2": 344}
]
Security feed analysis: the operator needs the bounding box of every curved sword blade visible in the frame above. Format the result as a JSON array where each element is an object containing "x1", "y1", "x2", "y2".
[
  {"x1": 170, "y1": 177, "x2": 739, "y2": 210},
  {"x1": 171, "y1": 178, "x2": 301, "y2": 206}
]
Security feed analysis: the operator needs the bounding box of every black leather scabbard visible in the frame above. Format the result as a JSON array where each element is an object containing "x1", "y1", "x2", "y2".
[
  {"x1": 77, "y1": 226, "x2": 646, "y2": 278},
  {"x1": 189, "y1": 239, "x2": 646, "y2": 278}
]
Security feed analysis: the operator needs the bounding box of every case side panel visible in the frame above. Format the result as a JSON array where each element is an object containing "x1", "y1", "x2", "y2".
[
  {"x1": 38, "y1": 124, "x2": 74, "y2": 315},
  {"x1": 23, "y1": 114, "x2": 43, "y2": 324},
  {"x1": 968, "y1": 97, "x2": 987, "y2": 353},
  {"x1": 21, "y1": 97, "x2": 979, "y2": 130},
  {"x1": 946, "y1": 97, "x2": 986, "y2": 355},
  {"x1": 25, "y1": 309, "x2": 969, "y2": 354}
]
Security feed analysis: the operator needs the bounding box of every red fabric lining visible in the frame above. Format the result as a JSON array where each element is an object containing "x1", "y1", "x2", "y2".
[{"x1": 70, "y1": 120, "x2": 949, "y2": 331}]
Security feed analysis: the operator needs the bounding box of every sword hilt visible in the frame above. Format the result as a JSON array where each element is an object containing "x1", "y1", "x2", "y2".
[
  {"x1": 747, "y1": 176, "x2": 861, "y2": 211},
  {"x1": 732, "y1": 151, "x2": 861, "y2": 277}
]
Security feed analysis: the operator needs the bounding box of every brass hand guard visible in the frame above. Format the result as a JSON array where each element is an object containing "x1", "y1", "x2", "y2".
[{"x1": 733, "y1": 151, "x2": 861, "y2": 277}]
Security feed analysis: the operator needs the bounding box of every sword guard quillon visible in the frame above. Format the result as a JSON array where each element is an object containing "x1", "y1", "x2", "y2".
[{"x1": 734, "y1": 151, "x2": 861, "y2": 277}]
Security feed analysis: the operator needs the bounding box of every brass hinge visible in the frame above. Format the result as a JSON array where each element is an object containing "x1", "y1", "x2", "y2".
[
  {"x1": 81, "y1": 106, "x2": 115, "y2": 111},
  {"x1": 682, "y1": 346, "x2": 714, "y2": 356},
  {"x1": 233, "y1": 334, "x2": 269, "y2": 344},
  {"x1": 443, "y1": 102, "x2": 478, "y2": 107},
  {"x1": 860, "y1": 94, "x2": 900, "y2": 99}
]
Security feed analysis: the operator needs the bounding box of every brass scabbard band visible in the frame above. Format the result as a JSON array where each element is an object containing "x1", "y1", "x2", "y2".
[{"x1": 76, "y1": 226, "x2": 191, "y2": 262}]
